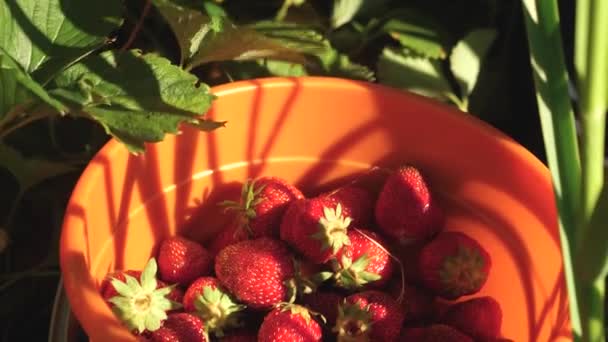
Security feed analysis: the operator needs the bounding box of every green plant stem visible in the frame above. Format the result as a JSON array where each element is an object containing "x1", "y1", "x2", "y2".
[
  {"x1": 579, "y1": 277, "x2": 606, "y2": 342},
  {"x1": 575, "y1": 0, "x2": 589, "y2": 87},
  {"x1": 521, "y1": 0, "x2": 583, "y2": 338},
  {"x1": 576, "y1": 0, "x2": 608, "y2": 340},
  {"x1": 579, "y1": 0, "x2": 608, "y2": 232}
]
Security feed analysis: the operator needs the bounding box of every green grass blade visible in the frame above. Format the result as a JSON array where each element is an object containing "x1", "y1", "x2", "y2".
[{"x1": 521, "y1": 0, "x2": 582, "y2": 337}]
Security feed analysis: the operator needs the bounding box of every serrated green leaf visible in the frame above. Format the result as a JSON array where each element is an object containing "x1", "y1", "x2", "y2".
[
  {"x1": 331, "y1": 0, "x2": 364, "y2": 29},
  {"x1": 382, "y1": 9, "x2": 450, "y2": 59},
  {"x1": 0, "y1": 143, "x2": 76, "y2": 196},
  {"x1": 0, "y1": 0, "x2": 123, "y2": 81},
  {"x1": 450, "y1": 28, "x2": 497, "y2": 98},
  {"x1": 50, "y1": 50, "x2": 219, "y2": 153},
  {"x1": 188, "y1": 21, "x2": 308, "y2": 69},
  {"x1": 0, "y1": 48, "x2": 66, "y2": 119},
  {"x1": 152, "y1": 0, "x2": 221, "y2": 66},
  {"x1": 377, "y1": 47, "x2": 453, "y2": 101}
]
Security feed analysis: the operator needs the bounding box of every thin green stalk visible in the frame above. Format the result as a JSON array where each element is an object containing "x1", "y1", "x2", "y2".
[
  {"x1": 579, "y1": 277, "x2": 606, "y2": 342},
  {"x1": 579, "y1": 0, "x2": 608, "y2": 232},
  {"x1": 576, "y1": 0, "x2": 608, "y2": 340},
  {"x1": 575, "y1": 0, "x2": 589, "y2": 87},
  {"x1": 521, "y1": 0, "x2": 583, "y2": 337}
]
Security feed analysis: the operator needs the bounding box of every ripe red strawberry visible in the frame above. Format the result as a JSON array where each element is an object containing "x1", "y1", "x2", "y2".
[
  {"x1": 209, "y1": 178, "x2": 304, "y2": 258},
  {"x1": 105, "y1": 259, "x2": 182, "y2": 335},
  {"x1": 441, "y1": 296, "x2": 502, "y2": 340},
  {"x1": 375, "y1": 166, "x2": 444, "y2": 243},
  {"x1": 221, "y1": 177, "x2": 304, "y2": 239},
  {"x1": 258, "y1": 304, "x2": 323, "y2": 342},
  {"x1": 332, "y1": 228, "x2": 394, "y2": 290},
  {"x1": 322, "y1": 185, "x2": 373, "y2": 227},
  {"x1": 158, "y1": 236, "x2": 212, "y2": 286},
  {"x1": 399, "y1": 324, "x2": 473, "y2": 341},
  {"x1": 418, "y1": 231, "x2": 491, "y2": 299},
  {"x1": 215, "y1": 237, "x2": 295, "y2": 309},
  {"x1": 280, "y1": 198, "x2": 353, "y2": 264},
  {"x1": 335, "y1": 290, "x2": 404, "y2": 341},
  {"x1": 301, "y1": 291, "x2": 344, "y2": 327},
  {"x1": 182, "y1": 276, "x2": 246, "y2": 334},
  {"x1": 149, "y1": 313, "x2": 208, "y2": 341},
  {"x1": 387, "y1": 280, "x2": 436, "y2": 323}
]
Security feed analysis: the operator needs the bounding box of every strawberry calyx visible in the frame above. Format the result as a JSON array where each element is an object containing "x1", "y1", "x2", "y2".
[
  {"x1": 284, "y1": 259, "x2": 333, "y2": 302},
  {"x1": 107, "y1": 258, "x2": 182, "y2": 334},
  {"x1": 219, "y1": 179, "x2": 266, "y2": 237},
  {"x1": 334, "y1": 301, "x2": 373, "y2": 342},
  {"x1": 332, "y1": 254, "x2": 381, "y2": 291},
  {"x1": 438, "y1": 246, "x2": 487, "y2": 298},
  {"x1": 193, "y1": 285, "x2": 246, "y2": 336},
  {"x1": 311, "y1": 203, "x2": 352, "y2": 255}
]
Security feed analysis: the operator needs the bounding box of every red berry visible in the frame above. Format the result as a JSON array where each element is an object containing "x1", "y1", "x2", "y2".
[
  {"x1": 149, "y1": 313, "x2": 208, "y2": 342},
  {"x1": 333, "y1": 228, "x2": 394, "y2": 290},
  {"x1": 400, "y1": 324, "x2": 473, "y2": 341},
  {"x1": 158, "y1": 236, "x2": 212, "y2": 286},
  {"x1": 418, "y1": 231, "x2": 491, "y2": 299},
  {"x1": 258, "y1": 304, "x2": 323, "y2": 342},
  {"x1": 280, "y1": 197, "x2": 352, "y2": 264},
  {"x1": 215, "y1": 237, "x2": 295, "y2": 309},
  {"x1": 336, "y1": 290, "x2": 404, "y2": 341},
  {"x1": 441, "y1": 296, "x2": 502, "y2": 340},
  {"x1": 375, "y1": 166, "x2": 444, "y2": 243},
  {"x1": 221, "y1": 177, "x2": 304, "y2": 239}
]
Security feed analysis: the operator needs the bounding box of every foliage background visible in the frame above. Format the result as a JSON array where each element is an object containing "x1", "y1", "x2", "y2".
[{"x1": 0, "y1": 0, "x2": 583, "y2": 340}]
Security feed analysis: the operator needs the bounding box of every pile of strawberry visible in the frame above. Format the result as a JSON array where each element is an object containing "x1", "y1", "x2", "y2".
[{"x1": 99, "y1": 165, "x2": 513, "y2": 341}]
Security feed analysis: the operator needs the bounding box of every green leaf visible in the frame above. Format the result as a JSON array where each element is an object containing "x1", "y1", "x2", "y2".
[
  {"x1": 0, "y1": 0, "x2": 123, "y2": 81},
  {"x1": 152, "y1": 3, "x2": 310, "y2": 71},
  {"x1": 187, "y1": 22, "x2": 308, "y2": 69},
  {"x1": 50, "y1": 50, "x2": 220, "y2": 153},
  {"x1": 377, "y1": 47, "x2": 453, "y2": 101},
  {"x1": 382, "y1": 9, "x2": 451, "y2": 59},
  {"x1": 152, "y1": 0, "x2": 222, "y2": 66},
  {"x1": 251, "y1": 21, "x2": 328, "y2": 56},
  {"x1": 0, "y1": 143, "x2": 76, "y2": 196},
  {"x1": 331, "y1": 0, "x2": 364, "y2": 28},
  {"x1": 450, "y1": 29, "x2": 497, "y2": 99},
  {"x1": 0, "y1": 48, "x2": 66, "y2": 119}
]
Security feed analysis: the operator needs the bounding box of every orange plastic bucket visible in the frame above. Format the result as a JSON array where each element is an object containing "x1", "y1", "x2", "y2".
[{"x1": 59, "y1": 77, "x2": 571, "y2": 341}]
